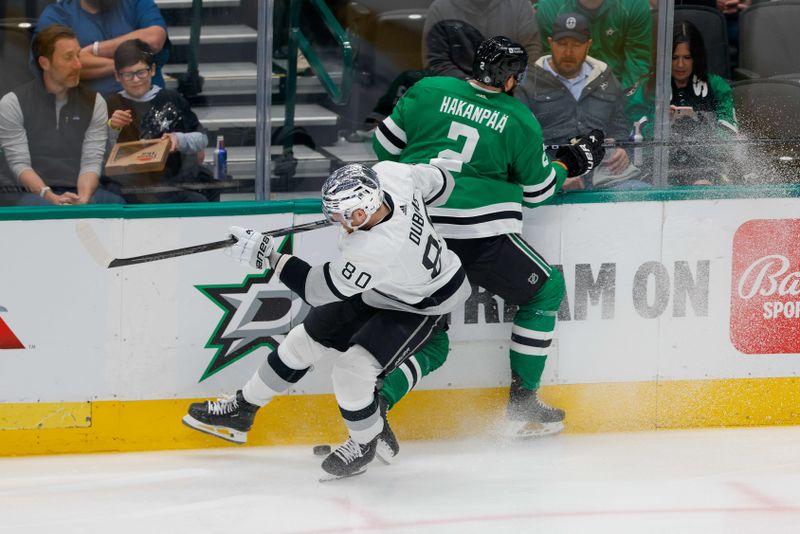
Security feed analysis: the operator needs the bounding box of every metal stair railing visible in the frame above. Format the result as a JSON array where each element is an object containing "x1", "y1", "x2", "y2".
[
  {"x1": 174, "y1": 0, "x2": 204, "y2": 97},
  {"x1": 279, "y1": 0, "x2": 353, "y2": 183}
]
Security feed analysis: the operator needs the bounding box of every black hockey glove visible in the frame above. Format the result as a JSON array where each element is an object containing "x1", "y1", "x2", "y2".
[{"x1": 555, "y1": 129, "x2": 606, "y2": 177}]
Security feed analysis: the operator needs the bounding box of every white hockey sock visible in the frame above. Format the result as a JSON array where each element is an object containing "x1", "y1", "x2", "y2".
[
  {"x1": 332, "y1": 344, "x2": 384, "y2": 444},
  {"x1": 242, "y1": 369, "x2": 282, "y2": 407}
]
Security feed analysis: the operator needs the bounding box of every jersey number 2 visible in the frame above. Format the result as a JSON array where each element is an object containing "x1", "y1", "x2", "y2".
[{"x1": 431, "y1": 121, "x2": 479, "y2": 174}]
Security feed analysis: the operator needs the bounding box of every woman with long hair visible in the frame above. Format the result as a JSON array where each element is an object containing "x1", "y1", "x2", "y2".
[{"x1": 627, "y1": 20, "x2": 738, "y2": 185}]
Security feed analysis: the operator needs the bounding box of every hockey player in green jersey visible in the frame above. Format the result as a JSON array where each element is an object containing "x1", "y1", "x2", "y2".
[{"x1": 372, "y1": 36, "x2": 605, "y2": 453}]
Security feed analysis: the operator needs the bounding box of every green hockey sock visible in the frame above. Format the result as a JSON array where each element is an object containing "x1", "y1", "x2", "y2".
[
  {"x1": 509, "y1": 269, "x2": 564, "y2": 390},
  {"x1": 378, "y1": 327, "x2": 450, "y2": 410}
]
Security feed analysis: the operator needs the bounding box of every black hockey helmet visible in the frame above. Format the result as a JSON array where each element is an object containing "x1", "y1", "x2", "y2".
[{"x1": 472, "y1": 36, "x2": 528, "y2": 88}]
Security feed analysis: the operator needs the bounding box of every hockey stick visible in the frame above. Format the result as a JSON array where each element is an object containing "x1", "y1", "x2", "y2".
[{"x1": 76, "y1": 218, "x2": 332, "y2": 269}]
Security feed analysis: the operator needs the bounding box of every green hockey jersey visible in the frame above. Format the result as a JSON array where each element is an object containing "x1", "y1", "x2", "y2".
[{"x1": 373, "y1": 76, "x2": 567, "y2": 239}]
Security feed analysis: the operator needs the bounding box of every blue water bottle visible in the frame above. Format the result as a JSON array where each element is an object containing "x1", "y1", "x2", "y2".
[{"x1": 214, "y1": 135, "x2": 228, "y2": 180}]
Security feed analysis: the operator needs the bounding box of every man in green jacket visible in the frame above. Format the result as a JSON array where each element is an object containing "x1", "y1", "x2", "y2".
[{"x1": 536, "y1": 0, "x2": 652, "y2": 90}]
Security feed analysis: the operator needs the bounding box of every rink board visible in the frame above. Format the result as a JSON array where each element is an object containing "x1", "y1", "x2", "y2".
[{"x1": 1, "y1": 197, "x2": 800, "y2": 455}]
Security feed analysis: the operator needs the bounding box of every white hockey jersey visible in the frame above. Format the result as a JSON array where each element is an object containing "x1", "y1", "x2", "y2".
[{"x1": 292, "y1": 161, "x2": 468, "y2": 315}]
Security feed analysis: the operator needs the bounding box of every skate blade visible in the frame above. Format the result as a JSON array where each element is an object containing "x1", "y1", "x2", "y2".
[
  {"x1": 375, "y1": 439, "x2": 395, "y2": 465},
  {"x1": 503, "y1": 420, "x2": 564, "y2": 439},
  {"x1": 318, "y1": 467, "x2": 367, "y2": 483},
  {"x1": 181, "y1": 415, "x2": 247, "y2": 444}
]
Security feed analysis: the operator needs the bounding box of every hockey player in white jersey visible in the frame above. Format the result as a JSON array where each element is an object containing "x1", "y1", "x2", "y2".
[{"x1": 182, "y1": 161, "x2": 468, "y2": 480}]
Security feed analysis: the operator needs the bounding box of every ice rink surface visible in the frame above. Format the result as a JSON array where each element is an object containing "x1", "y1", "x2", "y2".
[{"x1": 2, "y1": 426, "x2": 800, "y2": 534}]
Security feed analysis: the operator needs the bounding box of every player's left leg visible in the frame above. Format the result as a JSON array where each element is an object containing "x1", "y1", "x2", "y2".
[
  {"x1": 374, "y1": 324, "x2": 449, "y2": 462},
  {"x1": 183, "y1": 301, "x2": 357, "y2": 444},
  {"x1": 457, "y1": 233, "x2": 566, "y2": 438},
  {"x1": 498, "y1": 234, "x2": 566, "y2": 438},
  {"x1": 378, "y1": 324, "x2": 450, "y2": 410},
  {"x1": 182, "y1": 322, "x2": 337, "y2": 443}
]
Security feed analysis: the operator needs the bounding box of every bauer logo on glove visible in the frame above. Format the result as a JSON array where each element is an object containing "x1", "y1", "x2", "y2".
[
  {"x1": 255, "y1": 235, "x2": 273, "y2": 270},
  {"x1": 225, "y1": 226, "x2": 279, "y2": 271}
]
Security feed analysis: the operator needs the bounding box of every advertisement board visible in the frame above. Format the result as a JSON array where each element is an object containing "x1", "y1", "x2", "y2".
[{"x1": 2, "y1": 198, "x2": 799, "y2": 454}]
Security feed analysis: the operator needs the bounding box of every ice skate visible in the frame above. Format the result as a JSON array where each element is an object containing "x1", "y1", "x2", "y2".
[
  {"x1": 319, "y1": 436, "x2": 378, "y2": 481},
  {"x1": 375, "y1": 395, "x2": 399, "y2": 465},
  {"x1": 182, "y1": 390, "x2": 259, "y2": 444},
  {"x1": 504, "y1": 373, "x2": 565, "y2": 438}
]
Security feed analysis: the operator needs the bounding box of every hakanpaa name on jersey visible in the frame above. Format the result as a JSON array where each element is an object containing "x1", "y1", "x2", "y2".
[
  {"x1": 373, "y1": 95, "x2": 512, "y2": 156},
  {"x1": 278, "y1": 162, "x2": 469, "y2": 315},
  {"x1": 438, "y1": 96, "x2": 510, "y2": 133}
]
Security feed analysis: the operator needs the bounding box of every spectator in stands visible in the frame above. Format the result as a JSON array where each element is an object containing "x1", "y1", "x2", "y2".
[
  {"x1": 517, "y1": 13, "x2": 648, "y2": 191},
  {"x1": 536, "y1": 0, "x2": 652, "y2": 91},
  {"x1": 627, "y1": 20, "x2": 738, "y2": 185},
  {"x1": 35, "y1": 0, "x2": 170, "y2": 95},
  {"x1": 677, "y1": 0, "x2": 750, "y2": 68},
  {"x1": 0, "y1": 24, "x2": 123, "y2": 206},
  {"x1": 104, "y1": 39, "x2": 216, "y2": 203},
  {"x1": 716, "y1": 0, "x2": 750, "y2": 68},
  {"x1": 423, "y1": 0, "x2": 542, "y2": 79}
]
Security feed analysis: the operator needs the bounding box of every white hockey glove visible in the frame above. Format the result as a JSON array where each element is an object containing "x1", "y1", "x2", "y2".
[{"x1": 225, "y1": 226, "x2": 279, "y2": 270}]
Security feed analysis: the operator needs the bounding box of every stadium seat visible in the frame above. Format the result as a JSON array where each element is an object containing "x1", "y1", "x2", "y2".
[
  {"x1": 732, "y1": 78, "x2": 800, "y2": 138},
  {"x1": 737, "y1": 0, "x2": 800, "y2": 78},
  {"x1": 674, "y1": 5, "x2": 731, "y2": 79},
  {"x1": 0, "y1": 21, "x2": 35, "y2": 98},
  {"x1": 731, "y1": 78, "x2": 800, "y2": 180}
]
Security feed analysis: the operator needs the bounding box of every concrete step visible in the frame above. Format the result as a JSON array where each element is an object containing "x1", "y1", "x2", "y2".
[
  {"x1": 156, "y1": 0, "x2": 239, "y2": 7},
  {"x1": 163, "y1": 62, "x2": 257, "y2": 95},
  {"x1": 194, "y1": 103, "x2": 338, "y2": 129},
  {"x1": 169, "y1": 24, "x2": 257, "y2": 46},
  {"x1": 204, "y1": 145, "x2": 331, "y2": 180},
  {"x1": 203, "y1": 140, "x2": 377, "y2": 180},
  {"x1": 162, "y1": 62, "x2": 342, "y2": 96},
  {"x1": 321, "y1": 138, "x2": 378, "y2": 164}
]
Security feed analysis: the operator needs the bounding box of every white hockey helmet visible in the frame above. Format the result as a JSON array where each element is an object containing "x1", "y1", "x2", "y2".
[{"x1": 321, "y1": 163, "x2": 384, "y2": 229}]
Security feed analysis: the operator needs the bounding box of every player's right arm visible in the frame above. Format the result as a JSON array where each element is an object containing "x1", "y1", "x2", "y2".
[
  {"x1": 371, "y1": 161, "x2": 455, "y2": 208},
  {"x1": 372, "y1": 86, "x2": 412, "y2": 161},
  {"x1": 410, "y1": 163, "x2": 455, "y2": 207},
  {"x1": 512, "y1": 113, "x2": 568, "y2": 208},
  {"x1": 283, "y1": 248, "x2": 391, "y2": 307}
]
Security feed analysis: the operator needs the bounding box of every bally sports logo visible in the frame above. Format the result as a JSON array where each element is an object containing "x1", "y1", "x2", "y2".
[{"x1": 730, "y1": 219, "x2": 800, "y2": 354}]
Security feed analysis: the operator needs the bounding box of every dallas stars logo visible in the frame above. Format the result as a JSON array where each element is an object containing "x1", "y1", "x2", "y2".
[{"x1": 195, "y1": 236, "x2": 309, "y2": 381}]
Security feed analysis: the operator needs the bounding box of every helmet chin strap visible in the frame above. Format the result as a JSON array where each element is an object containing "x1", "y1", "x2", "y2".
[
  {"x1": 344, "y1": 208, "x2": 370, "y2": 231},
  {"x1": 348, "y1": 217, "x2": 369, "y2": 231},
  {"x1": 348, "y1": 202, "x2": 386, "y2": 231}
]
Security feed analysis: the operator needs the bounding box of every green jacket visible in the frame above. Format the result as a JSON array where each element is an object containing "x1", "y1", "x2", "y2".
[
  {"x1": 626, "y1": 73, "x2": 738, "y2": 185},
  {"x1": 536, "y1": 0, "x2": 652, "y2": 90}
]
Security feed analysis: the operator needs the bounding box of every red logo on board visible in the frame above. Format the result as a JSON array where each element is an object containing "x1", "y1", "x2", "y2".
[
  {"x1": 730, "y1": 219, "x2": 800, "y2": 354},
  {"x1": 0, "y1": 307, "x2": 24, "y2": 349}
]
